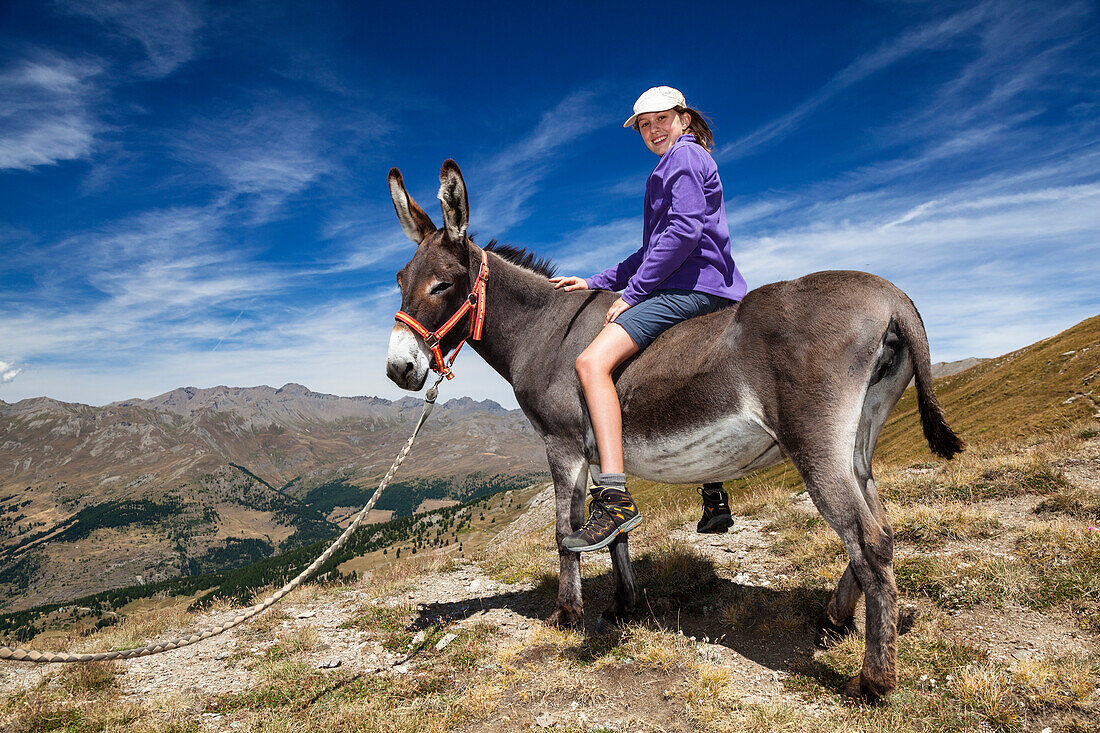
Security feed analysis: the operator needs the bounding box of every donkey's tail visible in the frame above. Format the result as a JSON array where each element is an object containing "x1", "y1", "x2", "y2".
[{"x1": 894, "y1": 299, "x2": 965, "y2": 459}]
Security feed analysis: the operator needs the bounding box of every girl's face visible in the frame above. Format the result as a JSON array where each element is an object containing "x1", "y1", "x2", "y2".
[{"x1": 636, "y1": 109, "x2": 691, "y2": 156}]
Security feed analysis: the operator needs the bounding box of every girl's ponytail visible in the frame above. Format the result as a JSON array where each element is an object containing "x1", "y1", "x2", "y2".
[{"x1": 678, "y1": 106, "x2": 714, "y2": 152}]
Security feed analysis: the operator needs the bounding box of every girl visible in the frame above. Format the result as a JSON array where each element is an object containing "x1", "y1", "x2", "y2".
[{"x1": 549, "y1": 86, "x2": 748, "y2": 552}]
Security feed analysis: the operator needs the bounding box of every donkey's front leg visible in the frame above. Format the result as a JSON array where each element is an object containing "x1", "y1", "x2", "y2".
[
  {"x1": 602, "y1": 533, "x2": 637, "y2": 624},
  {"x1": 545, "y1": 442, "x2": 589, "y2": 628}
]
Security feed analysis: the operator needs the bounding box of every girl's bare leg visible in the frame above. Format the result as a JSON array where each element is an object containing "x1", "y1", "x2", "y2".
[{"x1": 574, "y1": 323, "x2": 639, "y2": 474}]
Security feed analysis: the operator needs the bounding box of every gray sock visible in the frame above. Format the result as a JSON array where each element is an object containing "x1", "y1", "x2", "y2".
[{"x1": 598, "y1": 473, "x2": 626, "y2": 488}]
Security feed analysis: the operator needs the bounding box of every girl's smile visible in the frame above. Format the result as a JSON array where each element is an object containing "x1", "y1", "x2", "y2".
[{"x1": 636, "y1": 109, "x2": 691, "y2": 156}]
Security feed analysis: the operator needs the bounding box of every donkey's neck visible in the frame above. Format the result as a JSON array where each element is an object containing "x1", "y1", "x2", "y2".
[{"x1": 467, "y1": 249, "x2": 557, "y2": 384}]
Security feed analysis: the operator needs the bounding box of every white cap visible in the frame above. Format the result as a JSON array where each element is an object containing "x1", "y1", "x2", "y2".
[{"x1": 623, "y1": 86, "x2": 686, "y2": 128}]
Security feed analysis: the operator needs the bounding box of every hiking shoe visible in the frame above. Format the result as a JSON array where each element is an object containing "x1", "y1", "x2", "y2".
[
  {"x1": 562, "y1": 486, "x2": 643, "y2": 553},
  {"x1": 697, "y1": 484, "x2": 733, "y2": 533}
]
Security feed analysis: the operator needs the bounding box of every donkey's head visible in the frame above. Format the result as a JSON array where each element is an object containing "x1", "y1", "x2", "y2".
[{"x1": 386, "y1": 160, "x2": 476, "y2": 390}]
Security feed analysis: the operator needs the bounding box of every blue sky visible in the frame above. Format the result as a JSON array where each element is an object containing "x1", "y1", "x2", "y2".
[{"x1": 1, "y1": 0, "x2": 1098, "y2": 408}]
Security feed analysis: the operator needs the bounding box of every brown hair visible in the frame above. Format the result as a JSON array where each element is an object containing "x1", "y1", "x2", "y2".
[
  {"x1": 676, "y1": 106, "x2": 714, "y2": 152},
  {"x1": 632, "y1": 105, "x2": 716, "y2": 152}
]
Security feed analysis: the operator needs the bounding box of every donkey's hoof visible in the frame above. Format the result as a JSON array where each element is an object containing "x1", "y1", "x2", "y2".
[
  {"x1": 816, "y1": 613, "x2": 857, "y2": 647},
  {"x1": 600, "y1": 604, "x2": 634, "y2": 624},
  {"x1": 546, "y1": 606, "x2": 583, "y2": 629},
  {"x1": 843, "y1": 673, "x2": 893, "y2": 704},
  {"x1": 598, "y1": 607, "x2": 634, "y2": 631}
]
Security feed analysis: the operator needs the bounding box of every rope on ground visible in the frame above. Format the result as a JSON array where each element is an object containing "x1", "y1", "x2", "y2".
[{"x1": 0, "y1": 376, "x2": 445, "y2": 664}]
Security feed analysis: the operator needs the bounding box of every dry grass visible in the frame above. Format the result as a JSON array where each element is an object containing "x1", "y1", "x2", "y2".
[
  {"x1": 888, "y1": 502, "x2": 1002, "y2": 548},
  {"x1": 894, "y1": 551, "x2": 1027, "y2": 610},
  {"x1": 955, "y1": 664, "x2": 1020, "y2": 730},
  {"x1": 772, "y1": 614, "x2": 1100, "y2": 732},
  {"x1": 234, "y1": 609, "x2": 289, "y2": 642},
  {"x1": 340, "y1": 600, "x2": 419, "y2": 651},
  {"x1": 273, "y1": 625, "x2": 319, "y2": 657},
  {"x1": 878, "y1": 500, "x2": 1099, "y2": 631},
  {"x1": 685, "y1": 662, "x2": 736, "y2": 704},
  {"x1": 1035, "y1": 483, "x2": 1100, "y2": 521},
  {"x1": 725, "y1": 478, "x2": 794, "y2": 518},
  {"x1": 952, "y1": 655, "x2": 1100, "y2": 731},
  {"x1": 879, "y1": 453, "x2": 1073, "y2": 505},
  {"x1": 631, "y1": 538, "x2": 726, "y2": 616},
  {"x1": 1015, "y1": 519, "x2": 1100, "y2": 627},
  {"x1": 481, "y1": 531, "x2": 557, "y2": 585},
  {"x1": 606, "y1": 624, "x2": 693, "y2": 671},
  {"x1": 767, "y1": 506, "x2": 846, "y2": 579},
  {"x1": 723, "y1": 582, "x2": 824, "y2": 634},
  {"x1": 1, "y1": 651, "x2": 198, "y2": 732},
  {"x1": 1011, "y1": 656, "x2": 1099, "y2": 709},
  {"x1": 53, "y1": 659, "x2": 119, "y2": 695},
  {"x1": 77, "y1": 601, "x2": 194, "y2": 654},
  {"x1": 1, "y1": 695, "x2": 160, "y2": 733}
]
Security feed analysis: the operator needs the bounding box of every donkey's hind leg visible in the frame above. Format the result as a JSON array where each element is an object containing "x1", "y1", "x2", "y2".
[
  {"x1": 546, "y1": 440, "x2": 589, "y2": 628},
  {"x1": 818, "y1": 563, "x2": 861, "y2": 644},
  {"x1": 779, "y1": 373, "x2": 899, "y2": 703},
  {"x1": 801, "y1": 464, "x2": 898, "y2": 701},
  {"x1": 821, "y1": 394, "x2": 897, "y2": 645}
]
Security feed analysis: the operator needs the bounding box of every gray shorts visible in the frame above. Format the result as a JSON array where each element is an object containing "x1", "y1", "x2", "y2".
[{"x1": 614, "y1": 289, "x2": 733, "y2": 350}]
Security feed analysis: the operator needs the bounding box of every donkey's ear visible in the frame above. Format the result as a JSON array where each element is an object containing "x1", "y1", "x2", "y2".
[
  {"x1": 437, "y1": 159, "x2": 469, "y2": 243},
  {"x1": 388, "y1": 168, "x2": 437, "y2": 244}
]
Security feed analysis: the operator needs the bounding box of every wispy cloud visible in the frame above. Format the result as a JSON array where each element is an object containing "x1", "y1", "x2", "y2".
[
  {"x1": 0, "y1": 206, "x2": 285, "y2": 359},
  {"x1": 61, "y1": 0, "x2": 205, "y2": 77},
  {"x1": 0, "y1": 1, "x2": 205, "y2": 172},
  {"x1": 473, "y1": 90, "x2": 614, "y2": 233},
  {"x1": 0, "y1": 54, "x2": 102, "y2": 170},
  {"x1": 721, "y1": 1, "x2": 1097, "y2": 173},
  {"x1": 322, "y1": 89, "x2": 615, "y2": 276},
  {"x1": 173, "y1": 100, "x2": 333, "y2": 219},
  {"x1": 0, "y1": 91, "x2": 618, "y2": 405},
  {"x1": 718, "y1": 3, "x2": 992, "y2": 161}
]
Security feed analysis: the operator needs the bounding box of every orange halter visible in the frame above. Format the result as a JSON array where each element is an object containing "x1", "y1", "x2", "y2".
[{"x1": 394, "y1": 248, "x2": 489, "y2": 380}]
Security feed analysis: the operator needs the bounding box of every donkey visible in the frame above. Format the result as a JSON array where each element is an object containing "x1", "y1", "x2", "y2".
[{"x1": 385, "y1": 160, "x2": 963, "y2": 701}]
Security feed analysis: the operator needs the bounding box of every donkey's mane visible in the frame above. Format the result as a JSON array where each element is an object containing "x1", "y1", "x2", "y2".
[{"x1": 484, "y1": 240, "x2": 558, "y2": 278}]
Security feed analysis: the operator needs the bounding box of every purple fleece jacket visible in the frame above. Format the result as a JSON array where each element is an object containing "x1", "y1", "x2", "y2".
[{"x1": 585, "y1": 134, "x2": 747, "y2": 306}]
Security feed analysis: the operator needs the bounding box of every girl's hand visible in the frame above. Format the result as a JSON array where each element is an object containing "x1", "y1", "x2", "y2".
[
  {"x1": 605, "y1": 297, "x2": 631, "y2": 324},
  {"x1": 549, "y1": 276, "x2": 589, "y2": 291}
]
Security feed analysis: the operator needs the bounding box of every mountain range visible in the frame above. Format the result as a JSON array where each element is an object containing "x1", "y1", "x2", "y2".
[{"x1": 0, "y1": 384, "x2": 547, "y2": 611}]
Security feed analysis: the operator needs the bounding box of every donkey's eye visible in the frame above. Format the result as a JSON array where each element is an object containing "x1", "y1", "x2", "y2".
[{"x1": 430, "y1": 282, "x2": 452, "y2": 295}]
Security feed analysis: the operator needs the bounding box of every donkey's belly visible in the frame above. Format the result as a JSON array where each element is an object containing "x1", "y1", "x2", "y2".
[{"x1": 622, "y1": 410, "x2": 783, "y2": 484}]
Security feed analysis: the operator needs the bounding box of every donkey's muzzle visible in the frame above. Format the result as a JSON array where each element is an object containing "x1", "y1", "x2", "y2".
[
  {"x1": 387, "y1": 325, "x2": 430, "y2": 390},
  {"x1": 386, "y1": 358, "x2": 426, "y2": 391}
]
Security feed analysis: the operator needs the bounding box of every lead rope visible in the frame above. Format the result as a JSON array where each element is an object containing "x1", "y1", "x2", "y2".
[{"x1": 0, "y1": 374, "x2": 446, "y2": 664}]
